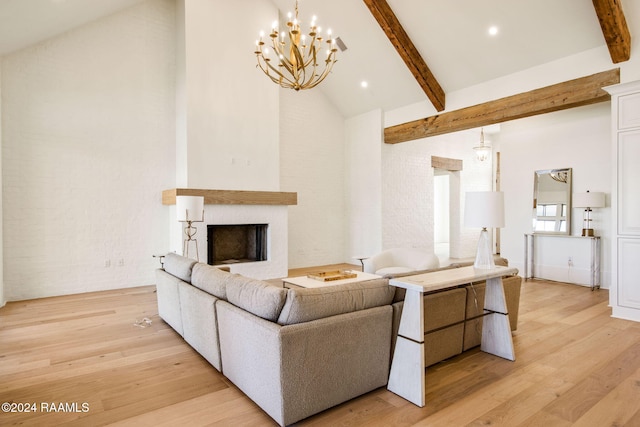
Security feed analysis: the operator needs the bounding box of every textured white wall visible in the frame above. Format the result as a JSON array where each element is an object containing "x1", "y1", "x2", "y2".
[
  {"x1": 379, "y1": 130, "x2": 492, "y2": 258},
  {"x1": 1, "y1": 0, "x2": 176, "y2": 300},
  {"x1": 170, "y1": 1, "x2": 287, "y2": 274},
  {"x1": 178, "y1": 0, "x2": 279, "y2": 191},
  {"x1": 345, "y1": 110, "x2": 383, "y2": 262},
  {"x1": 279, "y1": 88, "x2": 346, "y2": 268},
  {"x1": 501, "y1": 103, "x2": 612, "y2": 288}
]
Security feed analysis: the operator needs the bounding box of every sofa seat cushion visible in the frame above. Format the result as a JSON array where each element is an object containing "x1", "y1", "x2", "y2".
[
  {"x1": 277, "y1": 278, "x2": 395, "y2": 325},
  {"x1": 163, "y1": 253, "x2": 197, "y2": 282},
  {"x1": 225, "y1": 274, "x2": 287, "y2": 322},
  {"x1": 376, "y1": 266, "x2": 413, "y2": 275}
]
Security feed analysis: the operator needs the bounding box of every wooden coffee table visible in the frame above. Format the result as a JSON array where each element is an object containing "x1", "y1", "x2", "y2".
[{"x1": 283, "y1": 271, "x2": 381, "y2": 289}]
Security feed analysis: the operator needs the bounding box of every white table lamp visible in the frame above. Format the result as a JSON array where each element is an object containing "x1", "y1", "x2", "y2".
[
  {"x1": 573, "y1": 191, "x2": 605, "y2": 236},
  {"x1": 176, "y1": 195, "x2": 204, "y2": 261},
  {"x1": 464, "y1": 191, "x2": 505, "y2": 269}
]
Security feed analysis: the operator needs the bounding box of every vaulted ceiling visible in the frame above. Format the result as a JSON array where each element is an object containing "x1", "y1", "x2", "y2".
[
  {"x1": 270, "y1": 0, "x2": 634, "y2": 118},
  {"x1": 1, "y1": 0, "x2": 635, "y2": 121}
]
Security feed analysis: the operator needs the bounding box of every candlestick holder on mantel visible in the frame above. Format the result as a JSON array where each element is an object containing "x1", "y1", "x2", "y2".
[{"x1": 176, "y1": 195, "x2": 204, "y2": 261}]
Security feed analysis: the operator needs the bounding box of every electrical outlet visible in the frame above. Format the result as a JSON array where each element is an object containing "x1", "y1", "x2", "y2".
[
  {"x1": 118, "y1": 259, "x2": 125, "y2": 267},
  {"x1": 568, "y1": 257, "x2": 573, "y2": 267},
  {"x1": 104, "y1": 260, "x2": 111, "y2": 268}
]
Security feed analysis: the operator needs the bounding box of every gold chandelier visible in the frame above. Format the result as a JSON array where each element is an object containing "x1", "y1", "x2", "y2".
[{"x1": 255, "y1": 0, "x2": 338, "y2": 91}]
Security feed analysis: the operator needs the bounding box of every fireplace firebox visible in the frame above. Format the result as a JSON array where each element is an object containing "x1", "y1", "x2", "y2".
[{"x1": 207, "y1": 224, "x2": 268, "y2": 265}]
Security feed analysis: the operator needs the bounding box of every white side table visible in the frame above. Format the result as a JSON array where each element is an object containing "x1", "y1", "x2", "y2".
[
  {"x1": 388, "y1": 265, "x2": 518, "y2": 407},
  {"x1": 524, "y1": 233, "x2": 601, "y2": 290}
]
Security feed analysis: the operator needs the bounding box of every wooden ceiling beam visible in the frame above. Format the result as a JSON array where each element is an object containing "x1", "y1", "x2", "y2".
[
  {"x1": 592, "y1": 0, "x2": 631, "y2": 63},
  {"x1": 384, "y1": 68, "x2": 620, "y2": 144},
  {"x1": 363, "y1": 0, "x2": 446, "y2": 111}
]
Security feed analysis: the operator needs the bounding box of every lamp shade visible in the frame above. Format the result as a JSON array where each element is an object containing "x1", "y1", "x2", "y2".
[
  {"x1": 573, "y1": 191, "x2": 605, "y2": 208},
  {"x1": 464, "y1": 191, "x2": 505, "y2": 229},
  {"x1": 176, "y1": 196, "x2": 204, "y2": 222}
]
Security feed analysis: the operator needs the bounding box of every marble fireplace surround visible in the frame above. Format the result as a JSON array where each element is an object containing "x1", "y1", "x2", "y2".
[{"x1": 163, "y1": 189, "x2": 297, "y2": 280}]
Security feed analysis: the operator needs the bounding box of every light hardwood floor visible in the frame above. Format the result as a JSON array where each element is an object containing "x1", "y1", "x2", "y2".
[{"x1": 2, "y1": 268, "x2": 640, "y2": 426}]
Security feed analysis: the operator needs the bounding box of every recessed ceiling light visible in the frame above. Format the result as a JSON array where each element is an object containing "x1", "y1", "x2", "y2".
[
  {"x1": 360, "y1": 81, "x2": 368, "y2": 88},
  {"x1": 488, "y1": 26, "x2": 499, "y2": 36}
]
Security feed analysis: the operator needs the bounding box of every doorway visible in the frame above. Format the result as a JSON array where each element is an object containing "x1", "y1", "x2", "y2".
[
  {"x1": 431, "y1": 156, "x2": 463, "y2": 263},
  {"x1": 434, "y1": 170, "x2": 450, "y2": 260}
]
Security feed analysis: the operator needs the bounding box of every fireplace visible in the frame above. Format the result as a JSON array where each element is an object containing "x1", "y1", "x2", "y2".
[{"x1": 207, "y1": 224, "x2": 268, "y2": 265}]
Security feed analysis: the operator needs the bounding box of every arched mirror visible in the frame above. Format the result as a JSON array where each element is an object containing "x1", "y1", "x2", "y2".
[{"x1": 533, "y1": 168, "x2": 572, "y2": 234}]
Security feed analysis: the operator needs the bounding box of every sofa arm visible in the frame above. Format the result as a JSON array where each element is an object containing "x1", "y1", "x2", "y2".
[
  {"x1": 155, "y1": 269, "x2": 184, "y2": 336},
  {"x1": 217, "y1": 301, "x2": 392, "y2": 426},
  {"x1": 216, "y1": 301, "x2": 284, "y2": 423},
  {"x1": 363, "y1": 251, "x2": 393, "y2": 273}
]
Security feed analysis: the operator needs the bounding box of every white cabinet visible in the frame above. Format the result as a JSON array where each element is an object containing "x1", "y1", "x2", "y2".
[
  {"x1": 605, "y1": 81, "x2": 640, "y2": 321},
  {"x1": 618, "y1": 129, "x2": 640, "y2": 235},
  {"x1": 618, "y1": 238, "x2": 640, "y2": 310}
]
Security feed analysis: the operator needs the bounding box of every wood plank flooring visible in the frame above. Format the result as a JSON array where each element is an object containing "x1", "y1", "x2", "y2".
[{"x1": 2, "y1": 270, "x2": 640, "y2": 426}]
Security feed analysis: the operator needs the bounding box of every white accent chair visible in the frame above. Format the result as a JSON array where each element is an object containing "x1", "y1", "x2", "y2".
[{"x1": 363, "y1": 248, "x2": 440, "y2": 276}]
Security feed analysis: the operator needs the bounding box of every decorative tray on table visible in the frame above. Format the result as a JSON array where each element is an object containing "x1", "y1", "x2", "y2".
[{"x1": 306, "y1": 270, "x2": 357, "y2": 282}]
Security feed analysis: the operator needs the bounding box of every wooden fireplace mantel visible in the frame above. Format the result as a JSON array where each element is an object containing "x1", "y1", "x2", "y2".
[{"x1": 162, "y1": 188, "x2": 297, "y2": 206}]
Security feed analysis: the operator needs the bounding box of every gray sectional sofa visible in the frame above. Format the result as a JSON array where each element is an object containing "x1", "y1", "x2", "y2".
[
  {"x1": 156, "y1": 253, "x2": 521, "y2": 426},
  {"x1": 156, "y1": 253, "x2": 395, "y2": 426}
]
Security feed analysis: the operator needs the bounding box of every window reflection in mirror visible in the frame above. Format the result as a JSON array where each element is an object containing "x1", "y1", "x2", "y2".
[{"x1": 533, "y1": 168, "x2": 572, "y2": 234}]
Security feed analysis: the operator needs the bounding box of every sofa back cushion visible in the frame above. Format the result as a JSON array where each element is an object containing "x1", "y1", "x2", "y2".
[
  {"x1": 163, "y1": 253, "x2": 197, "y2": 282},
  {"x1": 225, "y1": 275, "x2": 287, "y2": 322},
  {"x1": 424, "y1": 288, "x2": 466, "y2": 332},
  {"x1": 191, "y1": 263, "x2": 234, "y2": 299},
  {"x1": 277, "y1": 278, "x2": 395, "y2": 325}
]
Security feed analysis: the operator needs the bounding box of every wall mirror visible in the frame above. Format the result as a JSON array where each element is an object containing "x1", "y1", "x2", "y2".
[{"x1": 533, "y1": 168, "x2": 572, "y2": 234}]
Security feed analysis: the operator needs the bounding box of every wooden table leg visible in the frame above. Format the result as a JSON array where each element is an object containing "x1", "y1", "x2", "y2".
[
  {"x1": 387, "y1": 288, "x2": 426, "y2": 407},
  {"x1": 481, "y1": 276, "x2": 515, "y2": 361}
]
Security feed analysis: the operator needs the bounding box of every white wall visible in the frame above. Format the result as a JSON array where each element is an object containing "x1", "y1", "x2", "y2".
[
  {"x1": 177, "y1": 0, "x2": 280, "y2": 191},
  {"x1": 434, "y1": 173, "x2": 450, "y2": 245},
  {"x1": 169, "y1": 0, "x2": 284, "y2": 259},
  {"x1": 345, "y1": 109, "x2": 383, "y2": 262},
  {"x1": 501, "y1": 103, "x2": 612, "y2": 287},
  {"x1": 1, "y1": 0, "x2": 176, "y2": 300},
  {"x1": 379, "y1": 129, "x2": 492, "y2": 259},
  {"x1": 345, "y1": 110, "x2": 493, "y2": 262},
  {"x1": 280, "y1": 89, "x2": 346, "y2": 268}
]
